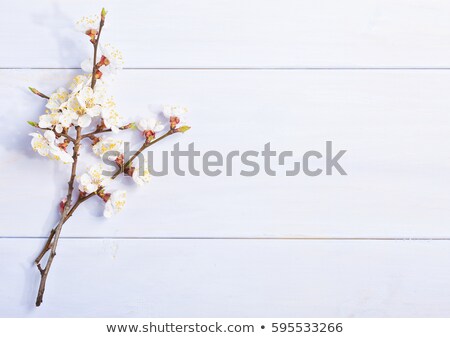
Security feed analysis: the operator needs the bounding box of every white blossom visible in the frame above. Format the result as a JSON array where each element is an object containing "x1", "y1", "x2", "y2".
[
  {"x1": 163, "y1": 105, "x2": 188, "y2": 127},
  {"x1": 66, "y1": 86, "x2": 105, "y2": 128},
  {"x1": 76, "y1": 15, "x2": 100, "y2": 33},
  {"x1": 100, "y1": 43, "x2": 124, "y2": 74},
  {"x1": 77, "y1": 164, "x2": 110, "y2": 194},
  {"x1": 137, "y1": 118, "x2": 164, "y2": 133},
  {"x1": 132, "y1": 157, "x2": 151, "y2": 186},
  {"x1": 81, "y1": 59, "x2": 93, "y2": 73},
  {"x1": 45, "y1": 88, "x2": 69, "y2": 113},
  {"x1": 92, "y1": 137, "x2": 124, "y2": 160},
  {"x1": 103, "y1": 190, "x2": 127, "y2": 218},
  {"x1": 69, "y1": 75, "x2": 91, "y2": 93},
  {"x1": 39, "y1": 98, "x2": 74, "y2": 133},
  {"x1": 80, "y1": 44, "x2": 123, "y2": 80},
  {"x1": 29, "y1": 131, "x2": 73, "y2": 164},
  {"x1": 38, "y1": 111, "x2": 64, "y2": 133},
  {"x1": 101, "y1": 97, "x2": 124, "y2": 132}
]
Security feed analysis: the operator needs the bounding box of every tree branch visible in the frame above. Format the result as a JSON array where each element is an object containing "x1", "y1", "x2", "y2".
[
  {"x1": 90, "y1": 12, "x2": 105, "y2": 89},
  {"x1": 81, "y1": 124, "x2": 133, "y2": 140},
  {"x1": 34, "y1": 8, "x2": 107, "y2": 306},
  {"x1": 31, "y1": 125, "x2": 75, "y2": 143},
  {"x1": 35, "y1": 126, "x2": 82, "y2": 307}
]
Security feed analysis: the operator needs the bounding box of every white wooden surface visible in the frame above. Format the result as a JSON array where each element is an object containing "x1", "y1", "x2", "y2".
[
  {"x1": 3, "y1": 0, "x2": 450, "y2": 68},
  {"x1": 2, "y1": 239, "x2": 450, "y2": 317},
  {"x1": 1, "y1": 69, "x2": 450, "y2": 238},
  {"x1": 0, "y1": 0, "x2": 449, "y2": 317}
]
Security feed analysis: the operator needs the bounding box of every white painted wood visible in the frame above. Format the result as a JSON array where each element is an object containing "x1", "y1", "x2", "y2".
[
  {"x1": 1, "y1": 69, "x2": 449, "y2": 238},
  {"x1": 1, "y1": 0, "x2": 449, "y2": 319},
  {"x1": 2, "y1": 0, "x2": 450, "y2": 68},
  {"x1": 1, "y1": 238, "x2": 449, "y2": 317}
]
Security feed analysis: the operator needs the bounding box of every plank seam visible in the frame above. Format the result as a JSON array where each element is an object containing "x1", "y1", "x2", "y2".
[
  {"x1": 4, "y1": 67, "x2": 450, "y2": 71},
  {"x1": 1, "y1": 236, "x2": 450, "y2": 241}
]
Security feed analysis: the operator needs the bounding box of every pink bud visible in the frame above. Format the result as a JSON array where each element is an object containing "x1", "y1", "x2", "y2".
[
  {"x1": 101, "y1": 193, "x2": 111, "y2": 203},
  {"x1": 143, "y1": 130, "x2": 155, "y2": 140},
  {"x1": 89, "y1": 136, "x2": 100, "y2": 145},
  {"x1": 115, "y1": 154, "x2": 124, "y2": 166},
  {"x1": 98, "y1": 55, "x2": 110, "y2": 67},
  {"x1": 59, "y1": 198, "x2": 67, "y2": 214},
  {"x1": 170, "y1": 116, "x2": 180, "y2": 129},
  {"x1": 85, "y1": 29, "x2": 98, "y2": 43},
  {"x1": 124, "y1": 166, "x2": 135, "y2": 177}
]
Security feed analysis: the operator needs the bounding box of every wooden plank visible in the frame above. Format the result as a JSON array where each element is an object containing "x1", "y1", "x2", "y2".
[
  {"x1": 2, "y1": 0, "x2": 450, "y2": 68},
  {"x1": 1, "y1": 69, "x2": 449, "y2": 238},
  {"x1": 1, "y1": 238, "x2": 449, "y2": 317}
]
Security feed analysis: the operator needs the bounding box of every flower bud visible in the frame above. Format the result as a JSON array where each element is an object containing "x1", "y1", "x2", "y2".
[
  {"x1": 59, "y1": 198, "x2": 67, "y2": 214},
  {"x1": 97, "y1": 189, "x2": 111, "y2": 202},
  {"x1": 100, "y1": 55, "x2": 110, "y2": 66},
  {"x1": 85, "y1": 29, "x2": 98, "y2": 43},
  {"x1": 169, "y1": 116, "x2": 180, "y2": 129},
  {"x1": 143, "y1": 130, "x2": 155, "y2": 143},
  {"x1": 122, "y1": 122, "x2": 135, "y2": 130},
  {"x1": 115, "y1": 154, "x2": 124, "y2": 167},
  {"x1": 89, "y1": 135, "x2": 100, "y2": 145},
  {"x1": 101, "y1": 8, "x2": 108, "y2": 20},
  {"x1": 28, "y1": 87, "x2": 48, "y2": 99},
  {"x1": 175, "y1": 125, "x2": 191, "y2": 133},
  {"x1": 58, "y1": 139, "x2": 70, "y2": 152},
  {"x1": 124, "y1": 166, "x2": 135, "y2": 177},
  {"x1": 95, "y1": 69, "x2": 103, "y2": 79},
  {"x1": 101, "y1": 193, "x2": 111, "y2": 202},
  {"x1": 97, "y1": 120, "x2": 107, "y2": 131},
  {"x1": 96, "y1": 55, "x2": 110, "y2": 68}
]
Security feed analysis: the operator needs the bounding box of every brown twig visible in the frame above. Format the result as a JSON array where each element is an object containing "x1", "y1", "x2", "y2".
[
  {"x1": 32, "y1": 126, "x2": 75, "y2": 143},
  {"x1": 113, "y1": 129, "x2": 175, "y2": 179},
  {"x1": 29, "y1": 87, "x2": 50, "y2": 100},
  {"x1": 81, "y1": 124, "x2": 132, "y2": 140},
  {"x1": 90, "y1": 11, "x2": 105, "y2": 89},
  {"x1": 35, "y1": 126, "x2": 83, "y2": 306}
]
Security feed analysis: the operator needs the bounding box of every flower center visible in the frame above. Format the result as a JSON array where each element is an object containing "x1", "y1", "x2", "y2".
[{"x1": 86, "y1": 98, "x2": 95, "y2": 108}]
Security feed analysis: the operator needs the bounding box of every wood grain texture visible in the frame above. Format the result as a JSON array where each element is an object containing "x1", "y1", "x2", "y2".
[
  {"x1": 1, "y1": 238, "x2": 450, "y2": 317},
  {"x1": 2, "y1": 0, "x2": 450, "y2": 68},
  {"x1": 1, "y1": 69, "x2": 449, "y2": 238}
]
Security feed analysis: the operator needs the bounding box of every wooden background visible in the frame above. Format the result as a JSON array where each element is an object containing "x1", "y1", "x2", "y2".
[{"x1": 0, "y1": 0, "x2": 450, "y2": 317}]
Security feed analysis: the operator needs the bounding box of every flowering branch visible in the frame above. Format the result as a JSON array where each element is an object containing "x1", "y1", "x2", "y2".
[
  {"x1": 34, "y1": 128, "x2": 182, "y2": 307},
  {"x1": 35, "y1": 126, "x2": 82, "y2": 306},
  {"x1": 91, "y1": 8, "x2": 106, "y2": 89},
  {"x1": 28, "y1": 122, "x2": 75, "y2": 143},
  {"x1": 28, "y1": 9, "x2": 191, "y2": 307}
]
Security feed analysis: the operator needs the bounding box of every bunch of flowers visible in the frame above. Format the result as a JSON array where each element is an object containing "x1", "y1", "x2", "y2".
[{"x1": 28, "y1": 9, "x2": 190, "y2": 306}]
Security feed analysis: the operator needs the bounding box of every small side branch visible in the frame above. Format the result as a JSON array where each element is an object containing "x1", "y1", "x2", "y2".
[
  {"x1": 81, "y1": 124, "x2": 132, "y2": 139},
  {"x1": 29, "y1": 124, "x2": 75, "y2": 143},
  {"x1": 35, "y1": 229, "x2": 56, "y2": 265},
  {"x1": 29, "y1": 87, "x2": 50, "y2": 100}
]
